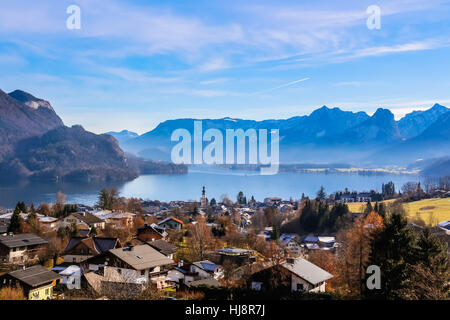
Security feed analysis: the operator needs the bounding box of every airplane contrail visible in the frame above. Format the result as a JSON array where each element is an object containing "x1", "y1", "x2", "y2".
[{"x1": 254, "y1": 77, "x2": 310, "y2": 95}]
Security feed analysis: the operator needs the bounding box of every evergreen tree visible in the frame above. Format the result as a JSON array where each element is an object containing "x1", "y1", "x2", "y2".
[
  {"x1": 364, "y1": 201, "x2": 373, "y2": 215},
  {"x1": 8, "y1": 203, "x2": 24, "y2": 233},
  {"x1": 416, "y1": 227, "x2": 448, "y2": 274},
  {"x1": 316, "y1": 186, "x2": 326, "y2": 200},
  {"x1": 210, "y1": 198, "x2": 217, "y2": 207},
  {"x1": 368, "y1": 212, "x2": 418, "y2": 299}
]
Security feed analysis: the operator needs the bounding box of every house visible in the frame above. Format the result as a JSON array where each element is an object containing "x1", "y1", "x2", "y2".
[
  {"x1": 104, "y1": 211, "x2": 135, "y2": 228},
  {"x1": 168, "y1": 262, "x2": 201, "y2": 285},
  {"x1": 157, "y1": 216, "x2": 183, "y2": 231},
  {"x1": 63, "y1": 236, "x2": 121, "y2": 263},
  {"x1": 190, "y1": 260, "x2": 224, "y2": 280},
  {"x1": 184, "y1": 277, "x2": 222, "y2": 290},
  {"x1": 58, "y1": 212, "x2": 105, "y2": 230},
  {"x1": 280, "y1": 234, "x2": 302, "y2": 256},
  {"x1": 264, "y1": 197, "x2": 282, "y2": 206},
  {"x1": 137, "y1": 223, "x2": 167, "y2": 242},
  {"x1": 38, "y1": 216, "x2": 58, "y2": 230},
  {"x1": 54, "y1": 265, "x2": 83, "y2": 289},
  {"x1": 146, "y1": 240, "x2": 177, "y2": 259},
  {"x1": 0, "y1": 233, "x2": 48, "y2": 263},
  {"x1": 318, "y1": 236, "x2": 337, "y2": 250},
  {"x1": 214, "y1": 248, "x2": 255, "y2": 266},
  {"x1": 302, "y1": 235, "x2": 337, "y2": 252},
  {"x1": 84, "y1": 245, "x2": 175, "y2": 289},
  {"x1": 249, "y1": 257, "x2": 333, "y2": 293},
  {"x1": 1, "y1": 265, "x2": 61, "y2": 300},
  {"x1": 438, "y1": 221, "x2": 450, "y2": 234}
]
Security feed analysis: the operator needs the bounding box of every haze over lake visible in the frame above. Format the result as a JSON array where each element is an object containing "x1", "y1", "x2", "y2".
[{"x1": 0, "y1": 168, "x2": 421, "y2": 209}]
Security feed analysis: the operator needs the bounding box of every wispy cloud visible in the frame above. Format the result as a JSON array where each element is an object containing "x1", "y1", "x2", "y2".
[{"x1": 253, "y1": 78, "x2": 310, "y2": 94}]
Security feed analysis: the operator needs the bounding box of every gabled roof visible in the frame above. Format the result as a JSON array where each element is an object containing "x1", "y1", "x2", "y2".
[
  {"x1": 8, "y1": 265, "x2": 61, "y2": 287},
  {"x1": 64, "y1": 237, "x2": 120, "y2": 255},
  {"x1": 186, "y1": 277, "x2": 222, "y2": 288},
  {"x1": 303, "y1": 236, "x2": 319, "y2": 243},
  {"x1": 281, "y1": 258, "x2": 333, "y2": 285},
  {"x1": 0, "y1": 233, "x2": 48, "y2": 248},
  {"x1": 158, "y1": 216, "x2": 183, "y2": 226},
  {"x1": 69, "y1": 212, "x2": 103, "y2": 225},
  {"x1": 137, "y1": 223, "x2": 168, "y2": 237},
  {"x1": 192, "y1": 260, "x2": 221, "y2": 273},
  {"x1": 147, "y1": 240, "x2": 177, "y2": 256},
  {"x1": 109, "y1": 245, "x2": 174, "y2": 271}
]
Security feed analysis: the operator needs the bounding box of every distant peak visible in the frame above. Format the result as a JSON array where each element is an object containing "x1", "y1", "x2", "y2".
[
  {"x1": 431, "y1": 103, "x2": 447, "y2": 110},
  {"x1": 371, "y1": 108, "x2": 395, "y2": 121}
]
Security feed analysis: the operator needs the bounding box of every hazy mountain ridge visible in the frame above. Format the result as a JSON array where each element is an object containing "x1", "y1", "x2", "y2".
[
  {"x1": 118, "y1": 104, "x2": 449, "y2": 167},
  {"x1": 106, "y1": 130, "x2": 139, "y2": 145}
]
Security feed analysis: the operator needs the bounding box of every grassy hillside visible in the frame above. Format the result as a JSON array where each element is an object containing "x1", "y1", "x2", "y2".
[
  {"x1": 403, "y1": 198, "x2": 450, "y2": 225},
  {"x1": 346, "y1": 199, "x2": 450, "y2": 225}
]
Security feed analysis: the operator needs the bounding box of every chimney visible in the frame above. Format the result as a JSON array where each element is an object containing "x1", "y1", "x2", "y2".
[{"x1": 287, "y1": 257, "x2": 295, "y2": 264}]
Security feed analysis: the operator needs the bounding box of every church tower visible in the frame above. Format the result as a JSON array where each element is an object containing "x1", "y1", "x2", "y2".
[{"x1": 201, "y1": 186, "x2": 207, "y2": 207}]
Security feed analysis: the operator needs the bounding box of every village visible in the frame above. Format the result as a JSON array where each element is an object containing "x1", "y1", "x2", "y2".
[{"x1": 0, "y1": 179, "x2": 449, "y2": 300}]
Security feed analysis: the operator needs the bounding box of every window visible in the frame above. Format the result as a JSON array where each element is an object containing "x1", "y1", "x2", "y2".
[
  {"x1": 45, "y1": 288, "x2": 49, "y2": 295},
  {"x1": 141, "y1": 270, "x2": 145, "y2": 276},
  {"x1": 251, "y1": 282, "x2": 262, "y2": 291},
  {"x1": 296, "y1": 283, "x2": 307, "y2": 292}
]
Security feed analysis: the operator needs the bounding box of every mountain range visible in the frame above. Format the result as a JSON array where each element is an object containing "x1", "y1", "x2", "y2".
[
  {"x1": 110, "y1": 103, "x2": 450, "y2": 167},
  {"x1": 0, "y1": 89, "x2": 186, "y2": 182}
]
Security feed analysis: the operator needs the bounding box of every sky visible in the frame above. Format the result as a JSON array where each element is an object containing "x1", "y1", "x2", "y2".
[{"x1": 0, "y1": 0, "x2": 450, "y2": 134}]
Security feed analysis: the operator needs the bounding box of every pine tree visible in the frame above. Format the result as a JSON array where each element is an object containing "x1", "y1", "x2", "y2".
[
  {"x1": 316, "y1": 186, "x2": 326, "y2": 200},
  {"x1": 98, "y1": 188, "x2": 110, "y2": 210},
  {"x1": 8, "y1": 203, "x2": 24, "y2": 233},
  {"x1": 367, "y1": 212, "x2": 418, "y2": 299}
]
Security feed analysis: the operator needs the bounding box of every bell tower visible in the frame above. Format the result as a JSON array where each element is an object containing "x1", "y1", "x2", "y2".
[{"x1": 201, "y1": 186, "x2": 207, "y2": 207}]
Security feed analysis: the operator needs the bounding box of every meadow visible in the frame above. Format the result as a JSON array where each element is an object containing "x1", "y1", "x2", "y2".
[{"x1": 346, "y1": 198, "x2": 450, "y2": 226}]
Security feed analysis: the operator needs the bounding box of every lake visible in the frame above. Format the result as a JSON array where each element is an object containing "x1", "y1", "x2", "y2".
[{"x1": 0, "y1": 168, "x2": 422, "y2": 209}]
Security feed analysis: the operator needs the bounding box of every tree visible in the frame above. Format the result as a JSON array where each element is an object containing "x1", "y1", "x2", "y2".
[
  {"x1": 367, "y1": 212, "x2": 418, "y2": 299},
  {"x1": 98, "y1": 188, "x2": 110, "y2": 210},
  {"x1": 396, "y1": 227, "x2": 450, "y2": 299},
  {"x1": 364, "y1": 201, "x2": 373, "y2": 216},
  {"x1": 336, "y1": 211, "x2": 383, "y2": 298},
  {"x1": 210, "y1": 198, "x2": 217, "y2": 207},
  {"x1": 185, "y1": 217, "x2": 216, "y2": 261},
  {"x1": 38, "y1": 202, "x2": 51, "y2": 216},
  {"x1": 8, "y1": 203, "x2": 24, "y2": 233},
  {"x1": 382, "y1": 181, "x2": 395, "y2": 198},
  {"x1": 237, "y1": 191, "x2": 246, "y2": 205},
  {"x1": 316, "y1": 186, "x2": 326, "y2": 201},
  {"x1": 53, "y1": 191, "x2": 66, "y2": 216},
  {"x1": 0, "y1": 286, "x2": 26, "y2": 300},
  {"x1": 416, "y1": 182, "x2": 425, "y2": 200},
  {"x1": 308, "y1": 250, "x2": 338, "y2": 292}
]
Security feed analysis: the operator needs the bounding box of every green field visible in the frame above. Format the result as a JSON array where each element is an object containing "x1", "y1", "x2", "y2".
[{"x1": 346, "y1": 198, "x2": 450, "y2": 226}]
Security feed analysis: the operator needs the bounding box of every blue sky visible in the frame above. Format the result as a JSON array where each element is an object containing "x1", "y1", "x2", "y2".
[{"x1": 1, "y1": 0, "x2": 450, "y2": 134}]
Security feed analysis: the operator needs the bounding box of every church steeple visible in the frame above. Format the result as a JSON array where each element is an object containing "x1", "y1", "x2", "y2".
[{"x1": 201, "y1": 186, "x2": 207, "y2": 207}]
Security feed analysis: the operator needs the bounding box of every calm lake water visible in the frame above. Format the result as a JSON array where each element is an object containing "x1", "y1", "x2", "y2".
[{"x1": 0, "y1": 168, "x2": 422, "y2": 209}]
